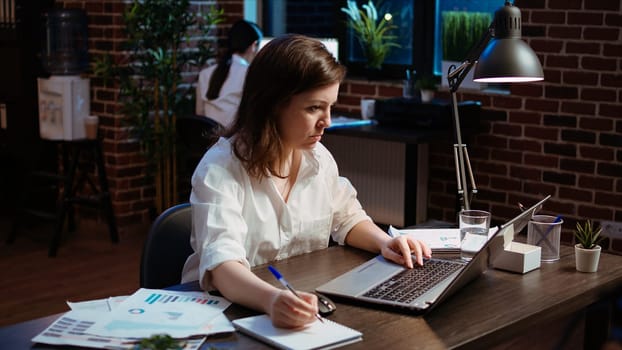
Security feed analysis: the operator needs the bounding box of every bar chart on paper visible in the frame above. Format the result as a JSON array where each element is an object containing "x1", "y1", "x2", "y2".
[
  {"x1": 144, "y1": 291, "x2": 222, "y2": 305},
  {"x1": 86, "y1": 288, "x2": 233, "y2": 338}
]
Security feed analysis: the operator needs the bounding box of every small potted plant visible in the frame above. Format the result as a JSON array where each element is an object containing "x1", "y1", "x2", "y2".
[
  {"x1": 574, "y1": 220, "x2": 604, "y2": 273},
  {"x1": 415, "y1": 75, "x2": 438, "y2": 103}
]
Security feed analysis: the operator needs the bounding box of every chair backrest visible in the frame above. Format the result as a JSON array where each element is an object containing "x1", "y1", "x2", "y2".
[
  {"x1": 176, "y1": 114, "x2": 221, "y2": 154},
  {"x1": 140, "y1": 202, "x2": 194, "y2": 289}
]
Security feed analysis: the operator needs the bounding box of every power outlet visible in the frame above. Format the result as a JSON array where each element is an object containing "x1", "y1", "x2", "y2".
[{"x1": 600, "y1": 220, "x2": 622, "y2": 239}]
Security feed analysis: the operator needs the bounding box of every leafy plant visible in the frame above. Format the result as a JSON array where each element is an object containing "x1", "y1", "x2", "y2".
[
  {"x1": 442, "y1": 11, "x2": 491, "y2": 61},
  {"x1": 415, "y1": 75, "x2": 437, "y2": 91},
  {"x1": 132, "y1": 334, "x2": 183, "y2": 350},
  {"x1": 574, "y1": 220, "x2": 604, "y2": 249},
  {"x1": 341, "y1": 0, "x2": 400, "y2": 69},
  {"x1": 93, "y1": 0, "x2": 223, "y2": 213}
]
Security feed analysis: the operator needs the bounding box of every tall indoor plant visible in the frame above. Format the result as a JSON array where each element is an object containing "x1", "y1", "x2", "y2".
[
  {"x1": 94, "y1": 0, "x2": 223, "y2": 214},
  {"x1": 341, "y1": 0, "x2": 399, "y2": 70}
]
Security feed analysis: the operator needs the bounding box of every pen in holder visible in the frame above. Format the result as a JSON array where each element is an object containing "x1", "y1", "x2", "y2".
[{"x1": 403, "y1": 69, "x2": 415, "y2": 99}]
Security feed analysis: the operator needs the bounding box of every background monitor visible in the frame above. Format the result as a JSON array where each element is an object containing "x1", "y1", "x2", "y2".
[{"x1": 259, "y1": 36, "x2": 339, "y2": 62}]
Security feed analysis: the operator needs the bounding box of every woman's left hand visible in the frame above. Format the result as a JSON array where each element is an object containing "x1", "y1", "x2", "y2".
[{"x1": 380, "y1": 235, "x2": 432, "y2": 268}]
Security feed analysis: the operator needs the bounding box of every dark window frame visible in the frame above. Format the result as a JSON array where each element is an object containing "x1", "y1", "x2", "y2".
[{"x1": 336, "y1": 0, "x2": 436, "y2": 80}]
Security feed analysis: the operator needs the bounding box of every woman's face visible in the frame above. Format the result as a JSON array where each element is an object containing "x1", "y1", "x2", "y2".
[{"x1": 277, "y1": 82, "x2": 339, "y2": 151}]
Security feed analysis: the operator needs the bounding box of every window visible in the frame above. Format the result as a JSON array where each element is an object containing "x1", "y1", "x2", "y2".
[{"x1": 258, "y1": 0, "x2": 501, "y2": 81}]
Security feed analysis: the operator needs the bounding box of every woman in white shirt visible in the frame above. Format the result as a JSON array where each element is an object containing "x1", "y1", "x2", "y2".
[
  {"x1": 195, "y1": 20, "x2": 262, "y2": 127},
  {"x1": 182, "y1": 34, "x2": 431, "y2": 328}
]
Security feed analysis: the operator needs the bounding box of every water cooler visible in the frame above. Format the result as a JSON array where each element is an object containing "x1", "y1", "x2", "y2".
[{"x1": 37, "y1": 8, "x2": 90, "y2": 140}]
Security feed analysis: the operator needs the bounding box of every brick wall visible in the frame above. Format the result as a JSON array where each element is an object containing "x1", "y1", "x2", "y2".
[
  {"x1": 57, "y1": 0, "x2": 245, "y2": 227},
  {"x1": 56, "y1": 1, "x2": 621, "y2": 254},
  {"x1": 335, "y1": 0, "x2": 622, "y2": 254}
]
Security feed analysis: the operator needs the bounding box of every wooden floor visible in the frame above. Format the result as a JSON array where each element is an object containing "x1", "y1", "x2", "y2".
[{"x1": 0, "y1": 214, "x2": 149, "y2": 327}]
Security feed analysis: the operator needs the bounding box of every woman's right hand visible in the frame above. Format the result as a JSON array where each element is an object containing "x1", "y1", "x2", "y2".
[{"x1": 268, "y1": 289, "x2": 319, "y2": 328}]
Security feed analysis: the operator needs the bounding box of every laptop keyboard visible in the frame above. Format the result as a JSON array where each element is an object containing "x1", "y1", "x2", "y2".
[{"x1": 362, "y1": 259, "x2": 464, "y2": 304}]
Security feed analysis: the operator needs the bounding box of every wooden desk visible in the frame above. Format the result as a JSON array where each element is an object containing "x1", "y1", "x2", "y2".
[
  {"x1": 3, "y1": 245, "x2": 621, "y2": 349},
  {"x1": 323, "y1": 123, "x2": 451, "y2": 227}
]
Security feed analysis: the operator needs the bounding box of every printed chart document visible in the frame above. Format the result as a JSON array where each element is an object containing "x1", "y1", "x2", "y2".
[
  {"x1": 32, "y1": 289, "x2": 234, "y2": 349},
  {"x1": 88, "y1": 288, "x2": 231, "y2": 338},
  {"x1": 31, "y1": 310, "x2": 210, "y2": 350},
  {"x1": 233, "y1": 314, "x2": 362, "y2": 350}
]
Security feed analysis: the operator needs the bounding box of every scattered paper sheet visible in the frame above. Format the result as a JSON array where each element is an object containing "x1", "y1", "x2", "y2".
[
  {"x1": 32, "y1": 310, "x2": 210, "y2": 350},
  {"x1": 389, "y1": 226, "x2": 461, "y2": 251},
  {"x1": 87, "y1": 288, "x2": 231, "y2": 338},
  {"x1": 389, "y1": 226, "x2": 497, "y2": 252},
  {"x1": 67, "y1": 295, "x2": 128, "y2": 312},
  {"x1": 32, "y1": 289, "x2": 235, "y2": 349}
]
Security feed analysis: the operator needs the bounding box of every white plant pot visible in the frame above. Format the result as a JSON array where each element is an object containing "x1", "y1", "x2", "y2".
[
  {"x1": 574, "y1": 244, "x2": 601, "y2": 273},
  {"x1": 420, "y1": 90, "x2": 435, "y2": 103}
]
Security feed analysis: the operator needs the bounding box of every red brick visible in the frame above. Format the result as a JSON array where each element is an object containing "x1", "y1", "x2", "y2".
[
  {"x1": 561, "y1": 101, "x2": 596, "y2": 115},
  {"x1": 600, "y1": 104, "x2": 622, "y2": 118},
  {"x1": 580, "y1": 146, "x2": 615, "y2": 161},
  {"x1": 548, "y1": 26, "x2": 582, "y2": 39},
  {"x1": 567, "y1": 12, "x2": 603, "y2": 25},
  {"x1": 582, "y1": 56, "x2": 618, "y2": 71},
  {"x1": 546, "y1": 55, "x2": 579, "y2": 69},
  {"x1": 578, "y1": 175, "x2": 614, "y2": 191},
  {"x1": 566, "y1": 42, "x2": 601, "y2": 55},
  {"x1": 585, "y1": 0, "x2": 621, "y2": 11},
  {"x1": 525, "y1": 98, "x2": 559, "y2": 112},
  {"x1": 584, "y1": 27, "x2": 620, "y2": 41},
  {"x1": 581, "y1": 88, "x2": 617, "y2": 102},
  {"x1": 530, "y1": 39, "x2": 564, "y2": 53},
  {"x1": 531, "y1": 10, "x2": 566, "y2": 24}
]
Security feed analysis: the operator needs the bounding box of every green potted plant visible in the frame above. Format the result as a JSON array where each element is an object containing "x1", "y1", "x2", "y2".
[
  {"x1": 574, "y1": 220, "x2": 604, "y2": 272},
  {"x1": 94, "y1": 0, "x2": 223, "y2": 214},
  {"x1": 414, "y1": 75, "x2": 438, "y2": 102},
  {"x1": 341, "y1": 0, "x2": 400, "y2": 71},
  {"x1": 132, "y1": 334, "x2": 183, "y2": 350}
]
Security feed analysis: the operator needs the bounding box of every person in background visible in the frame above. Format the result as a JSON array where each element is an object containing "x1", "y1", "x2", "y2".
[
  {"x1": 195, "y1": 19, "x2": 262, "y2": 128},
  {"x1": 182, "y1": 34, "x2": 431, "y2": 329}
]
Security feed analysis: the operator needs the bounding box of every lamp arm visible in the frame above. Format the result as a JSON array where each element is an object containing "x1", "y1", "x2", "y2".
[
  {"x1": 447, "y1": 25, "x2": 493, "y2": 211},
  {"x1": 447, "y1": 25, "x2": 494, "y2": 93}
]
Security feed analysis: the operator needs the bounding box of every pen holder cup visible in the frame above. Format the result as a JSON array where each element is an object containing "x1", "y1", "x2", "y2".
[{"x1": 527, "y1": 215, "x2": 563, "y2": 262}]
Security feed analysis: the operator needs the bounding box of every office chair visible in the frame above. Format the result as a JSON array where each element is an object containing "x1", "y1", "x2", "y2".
[
  {"x1": 176, "y1": 114, "x2": 221, "y2": 155},
  {"x1": 140, "y1": 202, "x2": 194, "y2": 289},
  {"x1": 177, "y1": 114, "x2": 221, "y2": 199}
]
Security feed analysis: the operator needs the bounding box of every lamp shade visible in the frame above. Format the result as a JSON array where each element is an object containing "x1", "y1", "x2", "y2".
[
  {"x1": 473, "y1": 2, "x2": 543, "y2": 83},
  {"x1": 473, "y1": 39, "x2": 543, "y2": 82}
]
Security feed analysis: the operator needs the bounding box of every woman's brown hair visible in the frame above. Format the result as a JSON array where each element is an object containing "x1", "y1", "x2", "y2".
[{"x1": 226, "y1": 34, "x2": 346, "y2": 179}]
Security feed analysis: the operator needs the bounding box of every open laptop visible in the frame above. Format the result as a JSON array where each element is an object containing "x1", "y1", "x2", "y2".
[{"x1": 316, "y1": 195, "x2": 551, "y2": 314}]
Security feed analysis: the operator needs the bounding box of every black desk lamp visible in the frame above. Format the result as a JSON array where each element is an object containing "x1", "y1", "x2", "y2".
[{"x1": 447, "y1": 1, "x2": 544, "y2": 211}]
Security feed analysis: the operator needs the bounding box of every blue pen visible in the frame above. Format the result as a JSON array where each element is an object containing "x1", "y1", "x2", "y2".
[{"x1": 268, "y1": 265, "x2": 324, "y2": 323}]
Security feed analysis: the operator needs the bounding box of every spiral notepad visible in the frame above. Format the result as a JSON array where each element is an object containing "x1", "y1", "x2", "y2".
[{"x1": 232, "y1": 314, "x2": 362, "y2": 350}]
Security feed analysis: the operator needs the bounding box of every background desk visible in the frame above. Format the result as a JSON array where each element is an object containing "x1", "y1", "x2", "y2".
[
  {"x1": 324, "y1": 123, "x2": 451, "y2": 227},
  {"x1": 3, "y1": 245, "x2": 622, "y2": 349}
]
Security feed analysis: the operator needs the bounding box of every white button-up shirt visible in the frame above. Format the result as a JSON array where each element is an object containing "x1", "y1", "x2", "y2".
[
  {"x1": 195, "y1": 54, "x2": 250, "y2": 127},
  {"x1": 181, "y1": 137, "x2": 371, "y2": 290}
]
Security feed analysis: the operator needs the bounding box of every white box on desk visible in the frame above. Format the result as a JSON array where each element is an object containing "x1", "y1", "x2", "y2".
[
  {"x1": 493, "y1": 242, "x2": 541, "y2": 274},
  {"x1": 491, "y1": 224, "x2": 541, "y2": 274}
]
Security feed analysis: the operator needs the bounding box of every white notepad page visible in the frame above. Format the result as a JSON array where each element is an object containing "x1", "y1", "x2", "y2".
[{"x1": 232, "y1": 314, "x2": 362, "y2": 350}]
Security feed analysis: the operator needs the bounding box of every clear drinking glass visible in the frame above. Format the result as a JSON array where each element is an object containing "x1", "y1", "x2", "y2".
[{"x1": 459, "y1": 210, "x2": 491, "y2": 261}]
